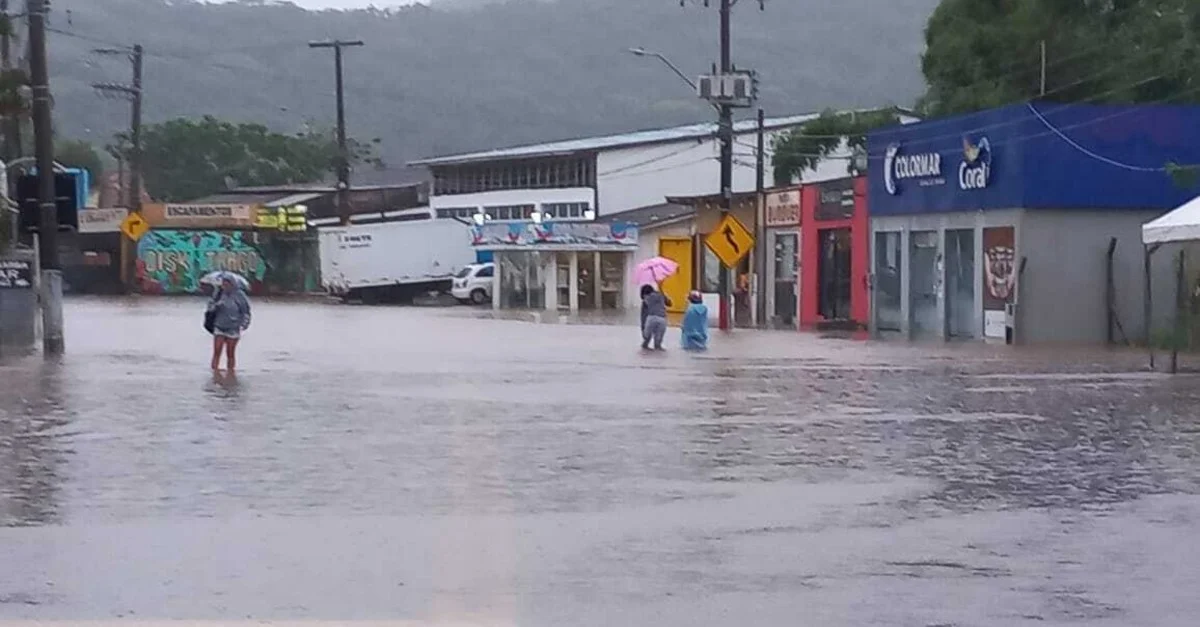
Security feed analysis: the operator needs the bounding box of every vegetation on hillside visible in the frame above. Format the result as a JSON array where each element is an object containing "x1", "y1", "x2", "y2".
[
  {"x1": 44, "y1": 0, "x2": 936, "y2": 162},
  {"x1": 116, "y1": 116, "x2": 382, "y2": 201}
]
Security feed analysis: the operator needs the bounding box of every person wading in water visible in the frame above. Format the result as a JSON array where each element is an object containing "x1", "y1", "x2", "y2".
[{"x1": 206, "y1": 276, "x2": 252, "y2": 371}]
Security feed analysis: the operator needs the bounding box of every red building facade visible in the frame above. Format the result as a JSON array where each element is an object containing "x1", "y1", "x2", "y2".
[{"x1": 799, "y1": 176, "x2": 869, "y2": 329}]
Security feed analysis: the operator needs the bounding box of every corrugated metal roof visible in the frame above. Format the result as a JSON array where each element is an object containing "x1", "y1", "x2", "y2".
[
  {"x1": 409, "y1": 112, "x2": 830, "y2": 167},
  {"x1": 184, "y1": 192, "x2": 285, "y2": 205},
  {"x1": 599, "y1": 202, "x2": 694, "y2": 229},
  {"x1": 264, "y1": 192, "x2": 323, "y2": 208}
]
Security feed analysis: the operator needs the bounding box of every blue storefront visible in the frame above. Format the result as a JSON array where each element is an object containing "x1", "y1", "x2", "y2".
[{"x1": 867, "y1": 102, "x2": 1200, "y2": 344}]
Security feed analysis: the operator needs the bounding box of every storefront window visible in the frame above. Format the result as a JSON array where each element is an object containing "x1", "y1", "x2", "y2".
[
  {"x1": 599, "y1": 252, "x2": 625, "y2": 309},
  {"x1": 556, "y1": 252, "x2": 571, "y2": 310},
  {"x1": 702, "y1": 246, "x2": 720, "y2": 293},
  {"x1": 498, "y1": 252, "x2": 546, "y2": 309}
]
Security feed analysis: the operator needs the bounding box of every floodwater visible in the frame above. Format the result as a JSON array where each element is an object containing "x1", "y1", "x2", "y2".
[{"x1": 2, "y1": 297, "x2": 1200, "y2": 626}]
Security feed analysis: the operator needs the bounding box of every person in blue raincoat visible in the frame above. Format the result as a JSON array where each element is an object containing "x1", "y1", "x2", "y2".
[{"x1": 681, "y1": 290, "x2": 708, "y2": 351}]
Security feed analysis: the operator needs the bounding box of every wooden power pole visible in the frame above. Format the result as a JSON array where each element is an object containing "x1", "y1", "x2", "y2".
[
  {"x1": 27, "y1": 0, "x2": 63, "y2": 354},
  {"x1": 93, "y1": 43, "x2": 144, "y2": 290},
  {"x1": 309, "y1": 39, "x2": 363, "y2": 226}
]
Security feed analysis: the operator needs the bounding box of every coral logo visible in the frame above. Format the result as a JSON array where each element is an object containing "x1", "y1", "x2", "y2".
[{"x1": 959, "y1": 136, "x2": 992, "y2": 191}]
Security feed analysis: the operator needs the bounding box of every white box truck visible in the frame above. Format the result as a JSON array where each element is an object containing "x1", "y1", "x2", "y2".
[{"x1": 318, "y1": 218, "x2": 476, "y2": 303}]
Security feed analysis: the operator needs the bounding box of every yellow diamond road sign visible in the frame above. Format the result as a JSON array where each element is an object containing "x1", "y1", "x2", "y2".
[
  {"x1": 705, "y1": 213, "x2": 755, "y2": 269},
  {"x1": 120, "y1": 212, "x2": 150, "y2": 241}
]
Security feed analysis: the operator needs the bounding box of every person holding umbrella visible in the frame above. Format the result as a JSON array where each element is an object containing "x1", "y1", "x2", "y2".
[
  {"x1": 639, "y1": 284, "x2": 671, "y2": 351},
  {"x1": 203, "y1": 272, "x2": 252, "y2": 371},
  {"x1": 634, "y1": 257, "x2": 679, "y2": 351}
]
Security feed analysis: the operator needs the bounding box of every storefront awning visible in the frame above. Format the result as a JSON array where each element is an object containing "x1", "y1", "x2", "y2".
[
  {"x1": 471, "y1": 221, "x2": 638, "y2": 251},
  {"x1": 1143, "y1": 195, "x2": 1200, "y2": 245}
]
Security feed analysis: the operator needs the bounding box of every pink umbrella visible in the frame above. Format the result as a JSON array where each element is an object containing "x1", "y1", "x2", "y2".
[{"x1": 634, "y1": 256, "x2": 679, "y2": 287}]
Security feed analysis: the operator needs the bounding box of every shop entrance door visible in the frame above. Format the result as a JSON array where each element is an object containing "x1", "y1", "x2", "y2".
[
  {"x1": 874, "y1": 231, "x2": 903, "y2": 332},
  {"x1": 818, "y1": 228, "x2": 852, "y2": 321},
  {"x1": 657, "y1": 238, "x2": 692, "y2": 314},
  {"x1": 909, "y1": 231, "x2": 940, "y2": 337},
  {"x1": 772, "y1": 232, "x2": 798, "y2": 327},
  {"x1": 945, "y1": 229, "x2": 977, "y2": 338}
]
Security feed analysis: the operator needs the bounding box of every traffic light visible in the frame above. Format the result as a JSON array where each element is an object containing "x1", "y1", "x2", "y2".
[{"x1": 16, "y1": 172, "x2": 80, "y2": 232}]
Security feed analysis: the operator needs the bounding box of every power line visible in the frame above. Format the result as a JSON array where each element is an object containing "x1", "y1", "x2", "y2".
[
  {"x1": 839, "y1": 67, "x2": 1186, "y2": 156},
  {"x1": 785, "y1": 52, "x2": 1181, "y2": 145},
  {"x1": 600, "y1": 155, "x2": 717, "y2": 180},
  {"x1": 596, "y1": 141, "x2": 707, "y2": 177},
  {"x1": 1023, "y1": 101, "x2": 1196, "y2": 173},
  {"x1": 863, "y1": 79, "x2": 1200, "y2": 164}
]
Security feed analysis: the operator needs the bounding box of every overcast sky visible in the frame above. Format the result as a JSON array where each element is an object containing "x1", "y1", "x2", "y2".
[{"x1": 270, "y1": 0, "x2": 416, "y2": 8}]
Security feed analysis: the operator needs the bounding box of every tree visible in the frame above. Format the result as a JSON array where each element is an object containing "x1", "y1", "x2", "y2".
[
  {"x1": 919, "y1": 0, "x2": 1200, "y2": 117},
  {"x1": 121, "y1": 116, "x2": 384, "y2": 202},
  {"x1": 0, "y1": 12, "x2": 27, "y2": 162},
  {"x1": 770, "y1": 109, "x2": 901, "y2": 185},
  {"x1": 55, "y1": 139, "x2": 104, "y2": 189}
]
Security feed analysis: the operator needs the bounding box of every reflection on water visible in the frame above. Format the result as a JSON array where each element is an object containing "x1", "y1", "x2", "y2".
[
  {"x1": 3, "y1": 299, "x2": 1200, "y2": 624},
  {"x1": 0, "y1": 360, "x2": 68, "y2": 526},
  {"x1": 678, "y1": 362, "x2": 1200, "y2": 513},
  {"x1": 1, "y1": 298, "x2": 1199, "y2": 525}
]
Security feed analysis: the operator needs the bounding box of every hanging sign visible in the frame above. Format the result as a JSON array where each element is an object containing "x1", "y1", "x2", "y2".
[{"x1": 764, "y1": 189, "x2": 800, "y2": 227}]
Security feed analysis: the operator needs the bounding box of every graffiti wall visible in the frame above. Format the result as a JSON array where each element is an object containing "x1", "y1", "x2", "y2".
[{"x1": 136, "y1": 230, "x2": 266, "y2": 294}]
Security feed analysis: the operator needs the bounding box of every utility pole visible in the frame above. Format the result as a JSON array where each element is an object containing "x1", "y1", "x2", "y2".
[
  {"x1": 1, "y1": 0, "x2": 21, "y2": 163},
  {"x1": 687, "y1": 0, "x2": 762, "y2": 329},
  {"x1": 1039, "y1": 40, "x2": 1047, "y2": 97},
  {"x1": 130, "y1": 44, "x2": 142, "y2": 214},
  {"x1": 27, "y1": 0, "x2": 62, "y2": 354},
  {"x1": 93, "y1": 43, "x2": 144, "y2": 291},
  {"x1": 754, "y1": 107, "x2": 766, "y2": 328},
  {"x1": 716, "y1": 0, "x2": 734, "y2": 331},
  {"x1": 309, "y1": 39, "x2": 363, "y2": 226}
]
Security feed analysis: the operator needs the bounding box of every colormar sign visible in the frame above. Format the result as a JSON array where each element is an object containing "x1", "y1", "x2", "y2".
[{"x1": 143, "y1": 203, "x2": 255, "y2": 228}]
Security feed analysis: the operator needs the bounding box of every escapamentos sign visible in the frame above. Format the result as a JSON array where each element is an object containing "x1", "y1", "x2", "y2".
[
  {"x1": 164, "y1": 204, "x2": 252, "y2": 220},
  {"x1": 882, "y1": 143, "x2": 945, "y2": 195},
  {"x1": 142, "y1": 203, "x2": 256, "y2": 228}
]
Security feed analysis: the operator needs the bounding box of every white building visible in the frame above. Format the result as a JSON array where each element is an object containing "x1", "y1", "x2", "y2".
[
  {"x1": 408, "y1": 112, "x2": 896, "y2": 312},
  {"x1": 410, "y1": 113, "x2": 859, "y2": 221}
]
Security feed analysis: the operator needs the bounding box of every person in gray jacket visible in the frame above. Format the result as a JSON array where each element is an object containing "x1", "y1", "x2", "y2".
[
  {"x1": 208, "y1": 276, "x2": 252, "y2": 371},
  {"x1": 639, "y1": 284, "x2": 671, "y2": 351}
]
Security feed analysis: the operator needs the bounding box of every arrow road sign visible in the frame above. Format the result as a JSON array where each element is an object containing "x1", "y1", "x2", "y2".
[{"x1": 705, "y1": 213, "x2": 754, "y2": 269}]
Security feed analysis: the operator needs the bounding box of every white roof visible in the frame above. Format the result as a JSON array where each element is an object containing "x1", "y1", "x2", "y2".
[
  {"x1": 1142, "y1": 195, "x2": 1200, "y2": 244},
  {"x1": 264, "y1": 192, "x2": 323, "y2": 208},
  {"x1": 409, "y1": 112, "x2": 832, "y2": 167}
]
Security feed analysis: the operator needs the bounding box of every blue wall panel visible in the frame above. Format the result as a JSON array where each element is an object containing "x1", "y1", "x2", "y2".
[{"x1": 868, "y1": 103, "x2": 1200, "y2": 216}]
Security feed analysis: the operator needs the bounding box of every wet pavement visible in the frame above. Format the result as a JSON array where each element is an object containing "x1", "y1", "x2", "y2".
[{"x1": 2, "y1": 297, "x2": 1200, "y2": 625}]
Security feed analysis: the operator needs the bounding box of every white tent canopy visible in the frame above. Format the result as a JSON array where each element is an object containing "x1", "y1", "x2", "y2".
[{"x1": 1143, "y1": 194, "x2": 1200, "y2": 244}]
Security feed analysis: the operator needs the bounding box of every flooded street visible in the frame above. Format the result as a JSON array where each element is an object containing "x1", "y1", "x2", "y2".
[{"x1": 2, "y1": 297, "x2": 1200, "y2": 625}]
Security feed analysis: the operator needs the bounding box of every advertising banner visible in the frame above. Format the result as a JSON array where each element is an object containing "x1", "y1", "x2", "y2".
[
  {"x1": 982, "y1": 226, "x2": 1016, "y2": 338},
  {"x1": 471, "y1": 222, "x2": 638, "y2": 249},
  {"x1": 814, "y1": 178, "x2": 856, "y2": 222}
]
